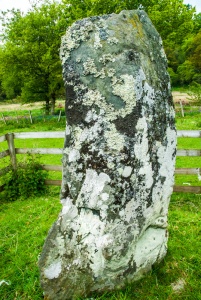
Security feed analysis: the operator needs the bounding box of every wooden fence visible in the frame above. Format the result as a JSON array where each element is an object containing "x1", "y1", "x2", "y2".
[{"x1": 0, "y1": 130, "x2": 201, "y2": 194}]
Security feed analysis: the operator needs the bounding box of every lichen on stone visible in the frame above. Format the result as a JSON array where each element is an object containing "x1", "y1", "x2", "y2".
[{"x1": 39, "y1": 9, "x2": 176, "y2": 300}]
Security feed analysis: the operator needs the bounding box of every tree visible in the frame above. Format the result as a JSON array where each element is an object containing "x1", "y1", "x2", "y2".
[
  {"x1": 147, "y1": 0, "x2": 195, "y2": 45},
  {"x1": 193, "y1": 13, "x2": 201, "y2": 33},
  {"x1": 0, "y1": 0, "x2": 199, "y2": 103},
  {"x1": 187, "y1": 30, "x2": 201, "y2": 83},
  {"x1": 176, "y1": 30, "x2": 201, "y2": 85},
  {"x1": 0, "y1": 1, "x2": 70, "y2": 114}
]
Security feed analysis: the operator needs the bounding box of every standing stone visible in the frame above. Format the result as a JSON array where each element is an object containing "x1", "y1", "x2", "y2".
[{"x1": 39, "y1": 10, "x2": 176, "y2": 300}]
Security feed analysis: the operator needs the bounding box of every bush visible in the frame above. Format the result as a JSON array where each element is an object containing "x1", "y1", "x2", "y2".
[
  {"x1": 2, "y1": 155, "x2": 48, "y2": 201},
  {"x1": 187, "y1": 82, "x2": 201, "y2": 106}
]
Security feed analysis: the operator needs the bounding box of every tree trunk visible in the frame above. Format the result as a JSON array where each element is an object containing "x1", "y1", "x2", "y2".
[
  {"x1": 45, "y1": 98, "x2": 50, "y2": 115},
  {"x1": 51, "y1": 93, "x2": 56, "y2": 115}
]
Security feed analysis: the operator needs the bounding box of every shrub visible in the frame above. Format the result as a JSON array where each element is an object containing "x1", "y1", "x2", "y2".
[
  {"x1": 2, "y1": 154, "x2": 47, "y2": 201},
  {"x1": 187, "y1": 82, "x2": 201, "y2": 106}
]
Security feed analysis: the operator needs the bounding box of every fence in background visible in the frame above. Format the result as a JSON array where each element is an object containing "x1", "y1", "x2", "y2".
[
  {"x1": 1, "y1": 110, "x2": 64, "y2": 124},
  {"x1": 0, "y1": 130, "x2": 201, "y2": 194}
]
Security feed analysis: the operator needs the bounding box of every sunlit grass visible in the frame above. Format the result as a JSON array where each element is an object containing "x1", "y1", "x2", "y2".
[
  {"x1": 0, "y1": 104, "x2": 200, "y2": 299},
  {"x1": 0, "y1": 192, "x2": 200, "y2": 299}
]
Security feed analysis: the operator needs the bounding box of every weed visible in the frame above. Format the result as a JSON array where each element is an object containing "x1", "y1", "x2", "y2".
[{"x1": 1, "y1": 154, "x2": 48, "y2": 202}]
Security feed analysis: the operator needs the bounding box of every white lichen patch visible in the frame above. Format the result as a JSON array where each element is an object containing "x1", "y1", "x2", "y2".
[
  {"x1": 84, "y1": 109, "x2": 99, "y2": 123},
  {"x1": 68, "y1": 149, "x2": 80, "y2": 162},
  {"x1": 76, "y1": 209, "x2": 113, "y2": 277},
  {"x1": 134, "y1": 117, "x2": 153, "y2": 189},
  {"x1": 83, "y1": 59, "x2": 98, "y2": 75},
  {"x1": 77, "y1": 169, "x2": 111, "y2": 209},
  {"x1": 157, "y1": 126, "x2": 177, "y2": 196},
  {"x1": 152, "y1": 216, "x2": 168, "y2": 228},
  {"x1": 83, "y1": 89, "x2": 106, "y2": 107},
  {"x1": 79, "y1": 118, "x2": 103, "y2": 143},
  {"x1": 60, "y1": 20, "x2": 94, "y2": 64},
  {"x1": 73, "y1": 83, "x2": 87, "y2": 93},
  {"x1": 60, "y1": 197, "x2": 78, "y2": 220},
  {"x1": 99, "y1": 54, "x2": 116, "y2": 65},
  {"x1": 65, "y1": 125, "x2": 71, "y2": 136},
  {"x1": 122, "y1": 166, "x2": 133, "y2": 178},
  {"x1": 134, "y1": 227, "x2": 167, "y2": 270},
  {"x1": 94, "y1": 32, "x2": 102, "y2": 49},
  {"x1": 112, "y1": 74, "x2": 135, "y2": 107},
  {"x1": 104, "y1": 123, "x2": 125, "y2": 151},
  {"x1": 94, "y1": 68, "x2": 106, "y2": 78},
  {"x1": 107, "y1": 68, "x2": 116, "y2": 77},
  {"x1": 60, "y1": 30, "x2": 78, "y2": 62},
  {"x1": 111, "y1": 73, "x2": 144, "y2": 118},
  {"x1": 44, "y1": 261, "x2": 62, "y2": 280}
]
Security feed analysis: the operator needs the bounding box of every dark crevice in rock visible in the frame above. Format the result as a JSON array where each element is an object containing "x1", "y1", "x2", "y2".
[
  {"x1": 114, "y1": 104, "x2": 142, "y2": 137},
  {"x1": 78, "y1": 207, "x2": 101, "y2": 218}
]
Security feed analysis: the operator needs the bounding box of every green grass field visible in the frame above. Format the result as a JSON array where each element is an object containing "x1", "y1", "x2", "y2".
[{"x1": 0, "y1": 105, "x2": 201, "y2": 299}]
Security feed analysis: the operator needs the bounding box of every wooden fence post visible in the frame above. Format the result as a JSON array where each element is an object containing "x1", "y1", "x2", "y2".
[
  {"x1": 179, "y1": 100, "x2": 184, "y2": 117},
  {"x1": 58, "y1": 110, "x2": 62, "y2": 122},
  {"x1": 15, "y1": 112, "x2": 19, "y2": 123},
  {"x1": 6, "y1": 133, "x2": 17, "y2": 170},
  {"x1": 29, "y1": 110, "x2": 33, "y2": 124}
]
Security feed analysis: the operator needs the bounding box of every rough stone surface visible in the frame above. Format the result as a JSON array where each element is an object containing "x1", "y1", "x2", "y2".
[{"x1": 39, "y1": 10, "x2": 176, "y2": 300}]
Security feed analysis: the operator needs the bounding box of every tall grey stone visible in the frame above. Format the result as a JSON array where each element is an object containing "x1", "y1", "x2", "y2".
[{"x1": 39, "y1": 10, "x2": 176, "y2": 300}]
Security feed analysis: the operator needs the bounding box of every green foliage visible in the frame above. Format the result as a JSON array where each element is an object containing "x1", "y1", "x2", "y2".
[
  {"x1": 174, "y1": 29, "x2": 201, "y2": 86},
  {"x1": 187, "y1": 82, "x2": 201, "y2": 105},
  {"x1": 147, "y1": 0, "x2": 195, "y2": 45},
  {"x1": 2, "y1": 154, "x2": 48, "y2": 201},
  {"x1": 193, "y1": 13, "x2": 201, "y2": 33},
  {"x1": 177, "y1": 60, "x2": 196, "y2": 84},
  {"x1": 168, "y1": 67, "x2": 179, "y2": 85},
  {"x1": 0, "y1": 1, "x2": 68, "y2": 114},
  {"x1": 0, "y1": 0, "x2": 201, "y2": 105}
]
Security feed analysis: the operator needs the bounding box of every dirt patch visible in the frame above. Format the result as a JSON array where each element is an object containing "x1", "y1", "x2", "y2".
[
  {"x1": 172, "y1": 91, "x2": 192, "y2": 104},
  {"x1": 0, "y1": 101, "x2": 65, "y2": 112},
  {"x1": 0, "y1": 93, "x2": 191, "y2": 112}
]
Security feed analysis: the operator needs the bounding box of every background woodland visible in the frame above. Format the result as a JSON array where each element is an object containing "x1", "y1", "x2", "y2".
[{"x1": 0, "y1": 0, "x2": 201, "y2": 114}]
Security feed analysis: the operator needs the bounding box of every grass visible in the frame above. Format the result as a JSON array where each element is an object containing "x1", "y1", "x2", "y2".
[
  {"x1": 0, "y1": 102, "x2": 201, "y2": 299},
  {"x1": 176, "y1": 112, "x2": 201, "y2": 130},
  {"x1": 0, "y1": 188, "x2": 61, "y2": 300},
  {"x1": 0, "y1": 116, "x2": 66, "y2": 134},
  {"x1": 0, "y1": 192, "x2": 200, "y2": 299}
]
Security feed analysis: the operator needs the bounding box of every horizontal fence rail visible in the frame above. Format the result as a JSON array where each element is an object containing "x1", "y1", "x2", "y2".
[
  {"x1": 14, "y1": 131, "x2": 65, "y2": 139},
  {"x1": 177, "y1": 130, "x2": 201, "y2": 138},
  {"x1": 175, "y1": 168, "x2": 200, "y2": 175},
  {"x1": 15, "y1": 148, "x2": 63, "y2": 155},
  {"x1": 0, "y1": 130, "x2": 201, "y2": 194},
  {"x1": 177, "y1": 149, "x2": 201, "y2": 156}
]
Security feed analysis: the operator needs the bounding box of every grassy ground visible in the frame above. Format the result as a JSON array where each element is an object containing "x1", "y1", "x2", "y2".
[
  {"x1": 0, "y1": 104, "x2": 201, "y2": 299},
  {"x1": 0, "y1": 192, "x2": 200, "y2": 299}
]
